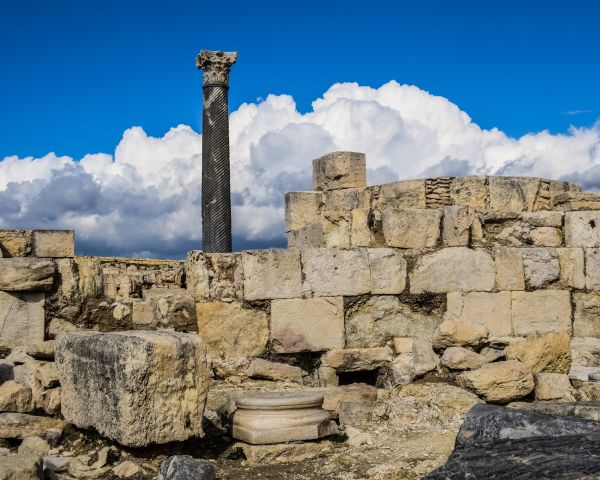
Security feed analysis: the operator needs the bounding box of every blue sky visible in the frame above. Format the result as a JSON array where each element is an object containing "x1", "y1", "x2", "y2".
[{"x1": 1, "y1": 0, "x2": 598, "y2": 160}]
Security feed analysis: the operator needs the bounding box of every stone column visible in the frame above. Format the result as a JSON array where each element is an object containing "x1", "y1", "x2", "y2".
[{"x1": 196, "y1": 50, "x2": 238, "y2": 253}]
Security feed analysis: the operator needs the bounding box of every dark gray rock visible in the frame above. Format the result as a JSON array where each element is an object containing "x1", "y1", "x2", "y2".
[{"x1": 158, "y1": 456, "x2": 216, "y2": 480}]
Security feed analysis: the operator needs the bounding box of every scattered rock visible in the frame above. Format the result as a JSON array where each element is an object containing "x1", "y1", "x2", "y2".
[
  {"x1": 0, "y1": 454, "x2": 43, "y2": 480},
  {"x1": 0, "y1": 413, "x2": 65, "y2": 440},
  {"x1": 433, "y1": 316, "x2": 488, "y2": 350},
  {"x1": 479, "y1": 347, "x2": 505, "y2": 362},
  {"x1": 43, "y1": 456, "x2": 71, "y2": 473},
  {"x1": 234, "y1": 441, "x2": 333, "y2": 465},
  {"x1": 158, "y1": 456, "x2": 216, "y2": 480},
  {"x1": 534, "y1": 372, "x2": 575, "y2": 401},
  {"x1": 412, "y1": 339, "x2": 440, "y2": 376},
  {"x1": 34, "y1": 362, "x2": 59, "y2": 389},
  {"x1": 441, "y1": 347, "x2": 488, "y2": 370},
  {"x1": 112, "y1": 460, "x2": 141, "y2": 478},
  {"x1": 506, "y1": 331, "x2": 571, "y2": 373},
  {"x1": 18, "y1": 436, "x2": 50, "y2": 456},
  {"x1": 0, "y1": 380, "x2": 32, "y2": 413},
  {"x1": 246, "y1": 358, "x2": 305, "y2": 384}
]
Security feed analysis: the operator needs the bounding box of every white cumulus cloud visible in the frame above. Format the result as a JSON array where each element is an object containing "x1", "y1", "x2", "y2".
[{"x1": 1, "y1": 81, "x2": 599, "y2": 258}]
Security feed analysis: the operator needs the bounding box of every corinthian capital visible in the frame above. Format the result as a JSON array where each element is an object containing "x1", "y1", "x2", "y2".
[{"x1": 196, "y1": 50, "x2": 238, "y2": 87}]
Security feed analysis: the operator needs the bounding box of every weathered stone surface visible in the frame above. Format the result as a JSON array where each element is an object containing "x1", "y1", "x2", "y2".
[
  {"x1": 457, "y1": 360, "x2": 534, "y2": 403},
  {"x1": 442, "y1": 347, "x2": 488, "y2": 370},
  {"x1": 446, "y1": 291, "x2": 512, "y2": 337},
  {"x1": 442, "y1": 206, "x2": 472, "y2": 246},
  {"x1": 321, "y1": 347, "x2": 393, "y2": 371},
  {"x1": 185, "y1": 251, "x2": 243, "y2": 302},
  {"x1": 534, "y1": 373, "x2": 575, "y2": 401},
  {"x1": 323, "y1": 188, "x2": 369, "y2": 212},
  {"x1": 287, "y1": 223, "x2": 324, "y2": 249},
  {"x1": 557, "y1": 247, "x2": 585, "y2": 288},
  {"x1": 112, "y1": 461, "x2": 141, "y2": 478},
  {"x1": 494, "y1": 246, "x2": 524, "y2": 290},
  {"x1": 0, "y1": 381, "x2": 32, "y2": 413},
  {"x1": 488, "y1": 176, "x2": 539, "y2": 212},
  {"x1": 381, "y1": 208, "x2": 441, "y2": 249},
  {"x1": 0, "y1": 230, "x2": 32, "y2": 257},
  {"x1": 412, "y1": 339, "x2": 440, "y2": 376},
  {"x1": 410, "y1": 248, "x2": 495, "y2": 293},
  {"x1": 246, "y1": 359, "x2": 305, "y2": 384},
  {"x1": 565, "y1": 211, "x2": 600, "y2": 247},
  {"x1": 585, "y1": 247, "x2": 600, "y2": 290},
  {"x1": 40, "y1": 387, "x2": 60, "y2": 416},
  {"x1": 317, "y1": 366, "x2": 338, "y2": 387},
  {"x1": 196, "y1": 301, "x2": 268, "y2": 359},
  {"x1": 449, "y1": 176, "x2": 488, "y2": 210},
  {"x1": 574, "y1": 292, "x2": 600, "y2": 337},
  {"x1": 433, "y1": 316, "x2": 488, "y2": 350},
  {"x1": 322, "y1": 211, "x2": 351, "y2": 248},
  {"x1": 0, "y1": 454, "x2": 43, "y2": 480},
  {"x1": 233, "y1": 441, "x2": 333, "y2": 465},
  {"x1": 350, "y1": 208, "x2": 373, "y2": 247},
  {"x1": 506, "y1": 331, "x2": 572, "y2": 373},
  {"x1": 530, "y1": 226, "x2": 562, "y2": 246},
  {"x1": 345, "y1": 295, "x2": 444, "y2": 348},
  {"x1": 520, "y1": 211, "x2": 564, "y2": 227},
  {"x1": 366, "y1": 249, "x2": 406, "y2": 294},
  {"x1": 554, "y1": 192, "x2": 600, "y2": 211},
  {"x1": 0, "y1": 413, "x2": 65, "y2": 440},
  {"x1": 18, "y1": 436, "x2": 49, "y2": 456},
  {"x1": 571, "y1": 337, "x2": 600, "y2": 368},
  {"x1": 32, "y1": 230, "x2": 74, "y2": 258},
  {"x1": 313, "y1": 151, "x2": 366, "y2": 191},
  {"x1": 522, "y1": 248, "x2": 560, "y2": 288},
  {"x1": 284, "y1": 191, "x2": 322, "y2": 232},
  {"x1": 242, "y1": 249, "x2": 302, "y2": 300},
  {"x1": 511, "y1": 290, "x2": 572, "y2": 335},
  {"x1": 271, "y1": 297, "x2": 344, "y2": 353},
  {"x1": 34, "y1": 363, "x2": 58, "y2": 389},
  {"x1": 376, "y1": 180, "x2": 426, "y2": 209},
  {"x1": 302, "y1": 248, "x2": 369, "y2": 296},
  {"x1": 0, "y1": 258, "x2": 55, "y2": 292},
  {"x1": 55, "y1": 331, "x2": 209, "y2": 447},
  {"x1": 158, "y1": 456, "x2": 216, "y2": 480},
  {"x1": 480, "y1": 347, "x2": 505, "y2": 362},
  {"x1": 322, "y1": 384, "x2": 378, "y2": 413},
  {"x1": 0, "y1": 292, "x2": 45, "y2": 348},
  {"x1": 393, "y1": 337, "x2": 414, "y2": 354}
]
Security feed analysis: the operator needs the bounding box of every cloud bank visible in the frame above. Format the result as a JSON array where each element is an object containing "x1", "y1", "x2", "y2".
[{"x1": 1, "y1": 81, "x2": 600, "y2": 258}]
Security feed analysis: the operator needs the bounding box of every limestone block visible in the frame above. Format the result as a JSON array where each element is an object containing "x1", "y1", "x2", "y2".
[
  {"x1": 456, "y1": 360, "x2": 534, "y2": 403},
  {"x1": 271, "y1": 297, "x2": 344, "y2": 353},
  {"x1": 321, "y1": 346, "x2": 393, "y2": 371},
  {"x1": 55, "y1": 331, "x2": 209, "y2": 447},
  {"x1": 246, "y1": 359, "x2": 305, "y2": 384},
  {"x1": 287, "y1": 223, "x2": 324, "y2": 249},
  {"x1": 0, "y1": 258, "x2": 55, "y2": 291},
  {"x1": 494, "y1": 247, "x2": 524, "y2": 290},
  {"x1": 480, "y1": 347, "x2": 505, "y2": 362},
  {"x1": 242, "y1": 249, "x2": 302, "y2": 300},
  {"x1": 350, "y1": 208, "x2": 373, "y2": 247},
  {"x1": 18, "y1": 436, "x2": 49, "y2": 456},
  {"x1": 232, "y1": 441, "x2": 333, "y2": 466},
  {"x1": 511, "y1": 291, "x2": 572, "y2": 335},
  {"x1": 530, "y1": 227, "x2": 562, "y2": 247},
  {"x1": 302, "y1": 248, "x2": 370, "y2": 296},
  {"x1": 0, "y1": 454, "x2": 43, "y2": 480},
  {"x1": 377, "y1": 180, "x2": 426, "y2": 209},
  {"x1": 447, "y1": 291, "x2": 512, "y2": 337},
  {"x1": 571, "y1": 337, "x2": 600, "y2": 368},
  {"x1": 506, "y1": 331, "x2": 571, "y2": 373},
  {"x1": 318, "y1": 366, "x2": 338, "y2": 387},
  {"x1": 442, "y1": 206, "x2": 472, "y2": 246},
  {"x1": 393, "y1": 337, "x2": 415, "y2": 354},
  {"x1": 410, "y1": 248, "x2": 495, "y2": 294},
  {"x1": 0, "y1": 380, "x2": 32, "y2": 413},
  {"x1": 554, "y1": 192, "x2": 600, "y2": 211},
  {"x1": 0, "y1": 230, "x2": 33, "y2": 257},
  {"x1": 573, "y1": 292, "x2": 600, "y2": 337},
  {"x1": 382, "y1": 208, "x2": 441, "y2": 249},
  {"x1": 322, "y1": 384, "x2": 378, "y2": 413},
  {"x1": 0, "y1": 292, "x2": 45, "y2": 347},
  {"x1": 449, "y1": 176, "x2": 488, "y2": 210},
  {"x1": 322, "y1": 211, "x2": 351, "y2": 248},
  {"x1": 432, "y1": 316, "x2": 489, "y2": 350},
  {"x1": 313, "y1": 151, "x2": 366, "y2": 191},
  {"x1": 0, "y1": 413, "x2": 65, "y2": 440},
  {"x1": 488, "y1": 177, "x2": 539, "y2": 212},
  {"x1": 284, "y1": 191, "x2": 322, "y2": 232},
  {"x1": 565, "y1": 211, "x2": 600, "y2": 247},
  {"x1": 534, "y1": 373, "x2": 575, "y2": 401},
  {"x1": 522, "y1": 248, "x2": 560, "y2": 288},
  {"x1": 345, "y1": 295, "x2": 444, "y2": 348},
  {"x1": 441, "y1": 347, "x2": 488, "y2": 370},
  {"x1": 557, "y1": 248, "x2": 585, "y2": 288},
  {"x1": 196, "y1": 301, "x2": 268, "y2": 359},
  {"x1": 323, "y1": 188, "x2": 369, "y2": 212},
  {"x1": 367, "y1": 248, "x2": 406, "y2": 294},
  {"x1": 412, "y1": 339, "x2": 440, "y2": 376},
  {"x1": 185, "y1": 251, "x2": 243, "y2": 302},
  {"x1": 32, "y1": 230, "x2": 74, "y2": 258},
  {"x1": 113, "y1": 461, "x2": 142, "y2": 478},
  {"x1": 139, "y1": 289, "x2": 197, "y2": 332},
  {"x1": 40, "y1": 387, "x2": 60, "y2": 416},
  {"x1": 585, "y1": 248, "x2": 600, "y2": 290},
  {"x1": 520, "y1": 211, "x2": 564, "y2": 227}
]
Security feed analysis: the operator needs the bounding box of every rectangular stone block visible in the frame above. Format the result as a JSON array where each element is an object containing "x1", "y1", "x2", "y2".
[
  {"x1": 55, "y1": 331, "x2": 209, "y2": 447},
  {"x1": 287, "y1": 224, "x2": 324, "y2": 249},
  {"x1": 350, "y1": 209, "x2": 374, "y2": 247},
  {"x1": 449, "y1": 176, "x2": 488, "y2": 210},
  {"x1": 447, "y1": 291, "x2": 512, "y2": 337},
  {"x1": 382, "y1": 208, "x2": 441, "y2": 249},
  {"x1": 376, "y1": 180, "x2": 426, "y2": 209},
  {"x1": 520, "y1": 211, "x2": 564, "y2": 227},
  {"x1": 313, "y1": 152, "x2": 366, "y2": 191},
  {"x1": 585, "y1": 248, "x2": 600, "y2": 290},
  {"x1": 322, "y1": 211, "x2": 351, "y2": 248},
  {"x1": 185, "y1": 251, "x2": 243, "y2": 301},
  {"x1": 573, "y1": 292, "x2": 600, "y2": 338},
  {"x1": 242, "y1": 249, "x2": 303, "y2": 300},
  {"x1": 565, "y1": 211, "x2": 600, "y2": 247},
  {"x1": 0, "y1": 292, "x2": 45, "y2": 347},
  {"x1": 271, "y1": 297, "x2": 344, "y2": 353},
  {"x1": 488, "y1": 177, "x2": 539, "y2": 212},
  {"x1": 323, "y1": 188, "x2": 369, "y2": 212},
  {"x1": 571, "y1": 337, "x2": 600, "y2": 368},
  {"x1": 367, "y1": 248, "x2": 406, "y2": 294},
  {"x1": 511, "y1": 290, "x2": 572, "y2": 336},
  {"x1": 557, "y1": 248, "x2": 585, "y2": 289},
  {"x1": 494, "y1": 247, "x2": 524, "y2": 290},
  {"x1": 32, "y1": 230, "x2": 75, "y2": 258},
  {"x1": 0, "y1": 230, "x2": 33, "y2": 257},
  {"x1": 302, "y1": 248, "x2": 370, "y2": 296},
  {"x1": 284, "y1": 192, "x2": 322, "y2": 232},
  {"x1": 321, "y1": 346, "x2": 393, "y2": 371},
  {"x1": 0, "y1": 258, "x2": 55, "y2": 291},
  {"x1": 554, "y1": 192, "x2": 600, "y2": 211},
  {"x1": 442, "y1": 205, "x2": 471, "y2": 247}
]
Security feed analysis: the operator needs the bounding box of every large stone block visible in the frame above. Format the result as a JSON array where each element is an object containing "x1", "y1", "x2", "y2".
[
  {"x1": 367, "y1": 248, "x2": 406, "y2": 294},
  {"x1": 382, "y1": 208, "x2": 441, "y2": 249},
  {"x1": 284, "y1": 191, "x2": 322, "y2": 232},
  {"x1": 376, "y1": 180, "x2": 427, "y2": 209},
  {"x1": 511, "y1": 290, "x2": 572, "y2": 336},
  {"x1": 55, "y1": 331, "x2": 209, "y2": 447},
  {"x1": 488, "y1": 177, "x2": 539, "y2": 212},
  {"x1": 442, "y1": 206, "x2": 472, "y2": 247},
  {"x1": 410, "y1": 248, "x2": 495, "y2": 294},
  {"x1": 449, "y1": 176, "x2": 488, "y2": 210},
  {"x1": 271, "y1": 297, "x2": 344, "y2": 353},
  {"x1": 0, "y1": 292, "x2": 45, "y2": 347},
  {"x1": 0, "y1": 230, "x2": 33, "y2": 257},
  {"x1": 554, "y1": 192, "x2": 600, "y2": 211},
  {"x1": 585, "y1": 248, "x2": 600, "y2": 290},
  {"x1": 0, "y1": 258, "x2": 55, "y2": 291},
  {"x1": 321, "y1": 346, "x2": 393, "y2": 371},
  {"x1": 312, "y1": 151, "x2": 366, "y2": 191},
  {"x1": 557, "y1": 248, "x2": 585, "y2": 289},
  {"x1": 32, "y1": 230, "x2": 74, "y2": 258},
  {"x1": 522, "y1": 248, "x2": 560, "y2": 289},
  {"x1": 196, "y1": 301, "x2": 268, "y2": 359},
  {"x1": 447, "y1": 291, "x2": 512, "y2": 337},
  {"x1": 494, "y1": 247, "x2": 524, "y2": 290},
  {"x1": 242, "y1": 249, "x2": 302, "y2": 300},
  {"x1": 323, "y1": 188, "x2": 369, "y2": 212},
  {"x1": 186, "y1": 251, "x2": 243, "y2": 302},
  {"x1": 0, "y1": 454, "x2": 43, "y2": 480},
  {"x1": 322, "y1": 211, "x2": 351, "y2": 248},
  {"x1": 571, "y1": 337, "x2": 600, "y2": 367},
  {"x1": 573, "y1": 292, "x2": 600, "y2": 337},
  {"x1": 432, "y1": 316, "x2": 489, "y2": 350},
  {"x1": 506, "y1": 331, "x2": 571, "y2": 373},
  {"x1": 565, "y1": 211, "x2": 600, "y2": 247},
  {"x1": 302, "y1": 248, "x2": 370, "y2": 296},
  {"x1": 287, "y1": 223, "x2": 324, "y2": 249}
]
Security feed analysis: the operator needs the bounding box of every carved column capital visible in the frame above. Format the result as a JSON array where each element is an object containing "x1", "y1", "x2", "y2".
[{"x1": 196, "y1": 50, "x2": 238, "y2": 87}]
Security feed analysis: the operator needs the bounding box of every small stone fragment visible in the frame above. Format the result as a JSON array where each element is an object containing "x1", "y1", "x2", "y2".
[
  {"x1": 246, "y1": 359, "x2": 305, "y2": 384},
  {"x1": 158, "y1": 455, "x2": 216, "y2": 480},
  {"x1": 506, "y1": 331, "x2": 571, "y2": 374},
  {"x1": 433, "y1": 316, "x2": 489, "y2": 350},
  {"x1": 0, "y1": 454, "x2": 43, "y2": 480},
  {"x1": 534, "y1": 373, "x2": 575, "y2": 401},
  {"x1": 0, "y1": 380, "x2": 32, "y2": 413},
  {"x1": 441, "y1": 347, "x2": 488, "y2": 370},
  {"x1": 112, "y1": 461, "x2": 141, "y2": 478},
  {"x1": 18, "y1": 436, "x2": 50, "y2": 456}
]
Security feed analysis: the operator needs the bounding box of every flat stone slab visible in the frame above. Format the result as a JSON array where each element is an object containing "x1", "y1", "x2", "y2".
[{"x1": 232, "y1": 391, "x2": 338, "y2": 445}]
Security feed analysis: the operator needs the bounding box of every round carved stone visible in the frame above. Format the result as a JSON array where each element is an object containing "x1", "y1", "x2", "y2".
[{"x1": 232, "y1": 391, "x2": 338, "y2": 445}]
